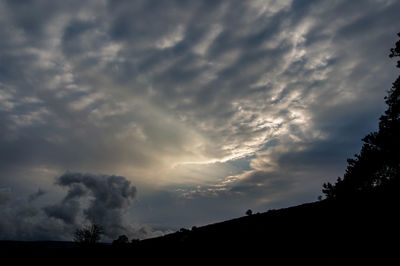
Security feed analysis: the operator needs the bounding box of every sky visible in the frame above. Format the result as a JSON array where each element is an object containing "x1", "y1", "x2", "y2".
[{"x1": 1, "y1": 0, "x2": 400, "y2": 242}]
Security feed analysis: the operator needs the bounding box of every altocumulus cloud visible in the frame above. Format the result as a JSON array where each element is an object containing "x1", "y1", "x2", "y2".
[{"x1": 1, "y1": 0, "x2": 400, "y2": 235}]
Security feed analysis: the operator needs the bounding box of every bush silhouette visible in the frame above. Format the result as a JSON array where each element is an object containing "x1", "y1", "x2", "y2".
[{"x1": 73, "y1": 224, "x2": 104, "y2": 245}]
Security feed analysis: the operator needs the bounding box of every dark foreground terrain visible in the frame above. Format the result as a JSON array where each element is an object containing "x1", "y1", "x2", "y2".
[{"x1": 1, "y1": 191, "x2": 398, "y2": 264}]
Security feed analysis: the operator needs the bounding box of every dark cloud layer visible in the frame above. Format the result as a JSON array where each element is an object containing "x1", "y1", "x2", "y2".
[
  {"x1": 0, "y1": 172, "x2": 163, "y2": 241},
  {"x1": 1, "y1": 0, "x2": 400, "y2": 238},
  {"x1": 0, "y1": 186, "x2": 69, "y2": 241},
  {"x1": 45, "y1": 172, "x2": 137, "y2": 237}
]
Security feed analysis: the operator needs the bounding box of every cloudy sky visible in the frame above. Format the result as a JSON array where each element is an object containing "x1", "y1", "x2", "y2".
[{"x1": 1, "y1": 0, "x2": 400, "y2": 241}]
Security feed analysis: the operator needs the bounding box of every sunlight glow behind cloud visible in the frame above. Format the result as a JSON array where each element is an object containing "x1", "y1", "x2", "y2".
[{"x1": 1, "y1": 0, "x2": 400, "y2": 239}]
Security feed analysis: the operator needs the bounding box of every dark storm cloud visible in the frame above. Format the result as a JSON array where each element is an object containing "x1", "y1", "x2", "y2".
[
  {"x1": 0, "y1": 188, "x2": 11, "y2": 205},
  {"x1": 0, "y1": 172, "x2": 163, "y2": 241},
  {"x1": 44, "y1": 200, "x2": 80, "y2": 225},
  {"x1": 44, "y1": 172, "x2": 137, "y2": 238},
  {"x1": 1, "y1": 0, "x2": 400, "y2": 237},
  {"x1": 0, "y1": 187, "x2": 71, "y2": 241},
  {"x1": 28, "y1": 188, "x2": 46, "y2": 202}
]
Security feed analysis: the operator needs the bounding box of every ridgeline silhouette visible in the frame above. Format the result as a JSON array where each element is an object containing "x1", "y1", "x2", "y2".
[{"x1": 1, "y1": 33, "x2": 400, "y2": 264}]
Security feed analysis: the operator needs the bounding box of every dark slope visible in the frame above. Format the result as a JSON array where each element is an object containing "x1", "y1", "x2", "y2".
[
  {"x1": 1, "y1": 193, "x2": 398, "y2": 264},
  {"x1": 138, "y1": 193, "x2": 398, "y2": 263}
]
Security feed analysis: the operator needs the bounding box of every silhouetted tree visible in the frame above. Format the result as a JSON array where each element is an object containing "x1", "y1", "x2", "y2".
[
  {"x1": 246, "y1": 209, "x2": 253, "y2": 216},
  {"x1": 323, "y1": 32, "x2": 400, "y2": 199},
  {"x1": 112, "y1": 235, "x2": 129, "y2": 245},
  {"x1": 73, "y1": 224, "x2": 104, "y2": 245}
]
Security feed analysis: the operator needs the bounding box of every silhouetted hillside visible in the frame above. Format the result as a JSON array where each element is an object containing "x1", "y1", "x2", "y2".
[
  {"x1": 137, "y1": 191, "x2": 398, "y2": 264},
  {"x1": 1, "y1": 191, "x2": 398, "y2": 264}
]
